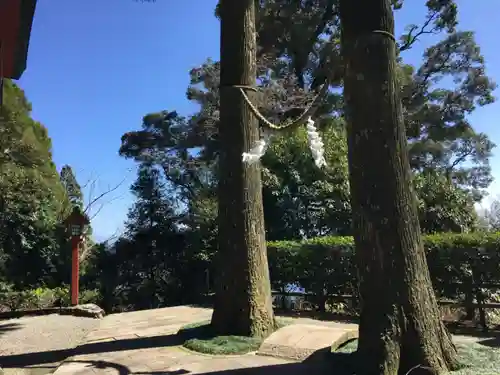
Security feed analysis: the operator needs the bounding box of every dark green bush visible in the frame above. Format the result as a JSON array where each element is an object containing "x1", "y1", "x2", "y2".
[{"x1": 267, "y1": 232, "x2": 500, "y2": 305}]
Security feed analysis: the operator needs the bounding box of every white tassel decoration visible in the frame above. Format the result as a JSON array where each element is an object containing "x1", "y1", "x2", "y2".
[
  {"x1": 242, "y1": 129, "x2": 271, "y2": 164},
  {"x1": 241, "y1": 118, "x2": 326, "y2": 169},
  {"x1": 306, "y1": 117, "x2": 327, "y2": 168}
]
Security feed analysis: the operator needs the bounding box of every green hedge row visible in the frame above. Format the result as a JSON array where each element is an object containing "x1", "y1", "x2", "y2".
[{"x1": 267, "y1": 232, "x2": 500, "y2": 306}]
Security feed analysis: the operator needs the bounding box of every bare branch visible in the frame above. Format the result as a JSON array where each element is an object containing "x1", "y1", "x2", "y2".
[
  {"x1": 89, "y1": 195, "x2": 122, "y2": 221},
  {"x1": 84, "y1": 177, "x2": 127, "y2": 215},
  {"x1": 399, "y1": 11, "x2": 440, "y2": 52}
]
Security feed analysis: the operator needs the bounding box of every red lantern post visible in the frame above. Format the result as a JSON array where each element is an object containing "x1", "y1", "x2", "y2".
[{"x1": 64, "y1": 206, "x2": 89, "y2": 306}]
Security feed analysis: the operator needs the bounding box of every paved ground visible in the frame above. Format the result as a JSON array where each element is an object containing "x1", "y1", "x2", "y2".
[
  {"x1": 0, "y1": 314, "x2": 99, "y2": 375},
  {"x1": 50, "y1": 306, "x2": 357, "y2": 375},
  {"x1": 1, "y1": 306, "x2": 490, "y2": 375}
]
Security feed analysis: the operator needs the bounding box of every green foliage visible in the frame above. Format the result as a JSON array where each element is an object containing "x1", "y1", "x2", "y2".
[
  {"x1": 414, "y1": 171, "x2": 478, "y2": 233},
  {"x1": 0, "y1": 166, "x2": 63, "y2": 287},
  {"x1": 0, "y1": 286, "x2": 99, "y2": 311},
  {"x1": 0, "y1": 80, "x2": 70, "y2": 289},
  {"x1": 262, "y1": 120, "x2": 351, "y2": 239},
  {"x1": 82, "y1": 164, "x2": 202, "y2": 312},
  {"x1": 267, "y1": 233, "x2": 500, "y2": 304},
  {"x1": 79, "y1": 288, "x2": 101, "y2": 305},
  {"x1": 0, "y1": 80, "x2": 58, "y2": 173},
  {"x1": 59, "y1": 165, "x2": 84, "y2": 210},
  {"x1": 104, "y1": 0, "x2": 496, "y2": 313},
  {"x1": 0, "y1": 290, "x2": 38, "y2": 311},
  {"x1": 403, "y1": 31, "x2": 496, "y2": 201},
  {"x1": 120, "y1": 0, "x2": 494, "y2": 242}
]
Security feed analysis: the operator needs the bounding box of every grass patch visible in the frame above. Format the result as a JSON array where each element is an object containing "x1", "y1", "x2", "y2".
[
  {"x1": 453, "y1": 341, "x2": 500, "y2": 375},
  {"x1": 333, "y1": 338, "x2": 358, "y2": 353},
  {"x1": 178, "y1": 318, "x2": 291, "y2": 355},
  {"x1": 332, "y1": 339, "x2": 500, "y2": 375}
]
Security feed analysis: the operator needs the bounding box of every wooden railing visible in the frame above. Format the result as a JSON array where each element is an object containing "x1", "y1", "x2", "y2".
[{"x1": 272, "y1": 283, "x2": 500, "y2": 331}]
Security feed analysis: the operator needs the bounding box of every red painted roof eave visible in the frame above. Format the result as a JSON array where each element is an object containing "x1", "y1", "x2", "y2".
[{"x1": 10, "y1": 0, "x2": 37, "y2": 80}]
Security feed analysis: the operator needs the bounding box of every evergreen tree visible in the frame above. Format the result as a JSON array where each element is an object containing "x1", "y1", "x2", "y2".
[
  {"x1": 0, "y1": 80, "x2": 67, "y2": 288},
  {"x1": 59, "y1": 165, "x2": 83, "y2": 209},
  {"x1": 113, "y1": 164, "x2": 185, "y2": 309}
]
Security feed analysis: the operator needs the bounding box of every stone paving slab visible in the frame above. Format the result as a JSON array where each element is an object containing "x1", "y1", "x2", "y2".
[
  {"x1": 52, "y1": 306, "x2": 358, "y2": 375},
  {"x1": 0, "y1": 315, "x2": 99, "y2": 375},
  {"x1": 257, "y1": 323, "x2": 358, "y2": 361}
]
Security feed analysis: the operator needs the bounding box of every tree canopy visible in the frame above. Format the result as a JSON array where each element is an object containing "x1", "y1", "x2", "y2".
[{"x1": 1, "y1": 1, "x2": 498, "y2": 334}]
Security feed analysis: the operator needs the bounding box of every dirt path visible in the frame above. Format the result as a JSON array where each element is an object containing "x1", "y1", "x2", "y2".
[{"x1": 0, "y1": 314, "x2": 99, "y2": 375}]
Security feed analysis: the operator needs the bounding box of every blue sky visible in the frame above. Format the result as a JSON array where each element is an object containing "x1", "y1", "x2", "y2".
[{"x1": 18, "y1": 0, "x2": 500, "y2": 241}]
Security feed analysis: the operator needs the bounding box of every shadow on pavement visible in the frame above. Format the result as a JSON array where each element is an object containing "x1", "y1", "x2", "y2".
[
  {"x1": 0, "y1": 322, "x2": 23, "y2": 337},
  {"x1": 0, "y1": 332, "x2": 183, "y2": 369},
  {"x1": 68, "y1": 360, "x2": 192, "y2": 375},
  {"x1": 20, "y1": 364, "x2": 60, "y2": 375},
  {"x1": 445, "y1": 321, "x2": 500, "y2": 339},
  {"x1": 477, "y1": 336, "x2": 500, "y2": 348},
  {"x1": 57, "y1": 351, "x2": 357, "y2": 375},
  {"x1": 1, "y1": 332, "x2": 357, "y2": 375}
]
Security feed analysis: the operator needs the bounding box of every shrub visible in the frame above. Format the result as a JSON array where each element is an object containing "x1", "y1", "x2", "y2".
[
  {"x1": 52, "y1": 286, "x2": 71, "y2": 306},
  {"x1": 0, "y1": 290, "x2": 37, "y2": 311},
  {"x1": 0, "y1": 286, "x2": 99, "y2": 311},
  {"x1": 267, "y1": 232, "x2": 500, "y2": 309},
  {"x1": 29, "y1": 287, "x2": 57, "y2": 309},
  {"x1": 79, "y1": 288, "x2": 101, "y2": 305}
]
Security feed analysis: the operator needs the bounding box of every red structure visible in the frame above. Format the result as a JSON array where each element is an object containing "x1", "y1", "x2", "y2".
[
  {"x1": 64, "y1": 206, "x2": 90, "y2": 306},
  {"x1": 0, "y1": 0, "x2": 37, "y2": 103}
]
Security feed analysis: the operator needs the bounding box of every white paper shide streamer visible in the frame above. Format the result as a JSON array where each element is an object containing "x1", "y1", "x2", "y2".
[
  {"x1": 242, "y1": 129, "x2": 271, "y2": 165},
  {"x1": 306, "y1": 117, "x2": 327, "y2": 168},
  {"x1": 242, "y1": 117, "x2": 326, "y2": 168}
]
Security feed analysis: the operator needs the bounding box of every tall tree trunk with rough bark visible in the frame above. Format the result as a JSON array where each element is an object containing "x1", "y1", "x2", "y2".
[
  {"x1": 338, "y1": 1, "x2": 460, "y2": 374},
  {"x1": 211, "y1": 0, "x2": 275, "y2": 338}
]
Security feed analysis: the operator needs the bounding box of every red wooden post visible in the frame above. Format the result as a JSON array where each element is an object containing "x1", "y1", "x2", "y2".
[
  {"x1": 65, "y1": 206, "x2": 89, "y2": 307},
  {"x1": 71, "y1": 235, "x2": 80, "y2": 305}
]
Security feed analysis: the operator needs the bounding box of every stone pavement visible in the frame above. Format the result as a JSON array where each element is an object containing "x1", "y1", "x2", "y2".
[
  {"x1": 258, "y1": 322, "x2": 358, "y2": 361},
  {"x1": 49, "y1": 306, "x2": 358, "y2": 375},
  {"x1": 0, "y1": 314, "x2": 99, "y2": 375}
]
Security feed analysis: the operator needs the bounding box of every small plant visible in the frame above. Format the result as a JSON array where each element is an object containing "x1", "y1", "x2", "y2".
[
  {"x1": 29, "y1": 287, "x2": 56, "y2": 309},
  {"x1": 52, "y1": 286, "x2": 71, "y2": 306},
  {"x1": 0, "y1": 290, "x2": 37, "y2": 311},
  {"x1": 79, "y1": 289, "x2": 101, "y2": 304}
]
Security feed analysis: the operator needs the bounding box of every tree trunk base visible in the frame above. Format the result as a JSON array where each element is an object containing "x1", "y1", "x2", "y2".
[{"x1": 356, "y1": 302, "x2": 461, "y2": 375}]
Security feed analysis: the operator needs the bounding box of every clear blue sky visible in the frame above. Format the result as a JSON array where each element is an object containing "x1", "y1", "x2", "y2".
[{"x1": 18, "y1": 0, "x2": 500, "y2": 241}]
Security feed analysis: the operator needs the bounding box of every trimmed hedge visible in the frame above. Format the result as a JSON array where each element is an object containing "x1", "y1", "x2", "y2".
[{"x1": 267, "y1": 232, "x2": 500, "y2": 310}]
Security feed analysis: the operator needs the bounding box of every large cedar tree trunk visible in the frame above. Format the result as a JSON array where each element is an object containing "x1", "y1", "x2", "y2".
[
  {"x1": 338, "y1": 1, "x2": 460, "y2": 374},
  {"x1": 211, "y1": 0, "x2": 275, "y2": 337}
]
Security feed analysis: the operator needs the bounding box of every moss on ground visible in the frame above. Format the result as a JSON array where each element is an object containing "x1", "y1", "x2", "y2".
[
  {"x1": 333, "y1": 339, "x2": 500, "y2": 375},
  {"x1": 178, "y1": 318, "x2": 290, "y2": 355},
  {"x1": 452, "y1": 340, "x2": 500, "y2": 375}
]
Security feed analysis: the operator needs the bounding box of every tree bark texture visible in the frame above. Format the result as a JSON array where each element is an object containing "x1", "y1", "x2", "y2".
[
  {"x1": 338, "y1": 1, "x2": 460, "y2": 374},
  {"x1": 211, "y1": 0, "x2": 275, "y2": 338}
]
